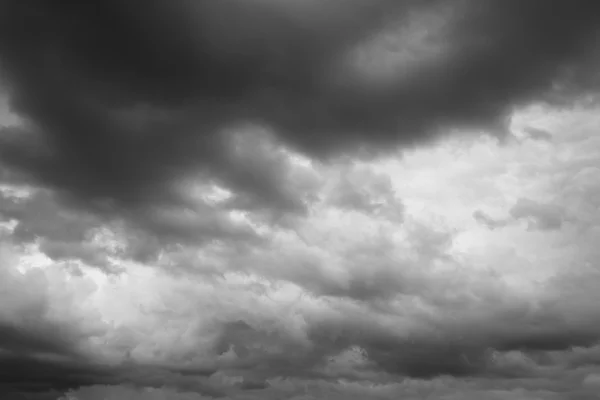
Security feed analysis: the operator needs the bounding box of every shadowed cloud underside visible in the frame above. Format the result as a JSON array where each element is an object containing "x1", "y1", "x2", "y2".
[{"x1": 1, "y1": 1, "x2": 600, "y2": 399}]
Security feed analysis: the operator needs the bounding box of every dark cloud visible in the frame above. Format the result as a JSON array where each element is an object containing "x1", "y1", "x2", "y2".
[
  {"x1": 60, "y1": 385, "x2": 217, "y2": 400},
  {"x1": 0, "y1": 334, "x2": 226, "y2": 398},
  {"x1": 0, "y1": 0, "x2": 598, "y2": 228},
  {"x1": 524, "y1": 126, "x2": 553, "y2": 142},
  {"x1": 0, "y1": 185, "x2": 263, "y2": 271},
  {"x1": 0, "y1": 189, "x2": 94, "y2": 243},
  {"x1": 239, "y1": 379, "x2": 269, "y2": 391},
  {"x1": 509, "y1": 198, "x2": 565, "y2": 231},
  {"x1": 326, "y1": 166, "x2": 404, "y2": 220},
  {"x1": 4, "y1": 253, "x2": 600, "y2": 398},
  {"x1": 2, "y1": 3, "x2": 600, "y2": 397},
  {"x1": 473, "y1": 210, "x2": 509, "y2": 230},
  {"x1": 0, "y1": 188, "x2": 122, "y2": 271},
  {"x1": 3, "y1": 196, "x2": 598, "y2": 398},
  {"x1": 0, "y1": 321, "x2": 81, "y2": 361},
  {"x1": 474, "y1": 198, "x2": 565, "y2": 231},
  {"x1": 0, "y1": 353, "x2": 116, "y2": 395},
  {"x1": 0, "y1": 250, "x2": 227, "y2": 398},
  {"x1": 0, "y1": 352, "x2": 226, "y2": 398},
  {"x1": 290, "y1": 265, "x2": 600, "y2": 382}
]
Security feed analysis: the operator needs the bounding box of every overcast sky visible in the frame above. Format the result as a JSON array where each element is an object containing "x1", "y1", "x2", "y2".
[{"x1": 2, "y1": 1, "x2": 600, "y2": 399}]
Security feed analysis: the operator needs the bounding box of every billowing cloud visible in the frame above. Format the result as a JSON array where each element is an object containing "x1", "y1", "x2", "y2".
[
  {"x1": 473, "y1": 209, "x2": 509, "y2": 230},
  {"x1": 523, "y1": 127, "x2": 553, "y2": 142},
  {"x1": 474, "y1": 197, "x2": 565, "y2": 231},
  {"x1": 2, "y1": 1, "x2": 600, "y2": 400},
  {"x1": 2, "y1": 103, "x2": 600, "y2": 398},
  {"x1": 509, "y1": 198, "x2": 565, "y2": 231},
  {"x1": 0, "y1": 0, "x2": 599, "y2": 227}
]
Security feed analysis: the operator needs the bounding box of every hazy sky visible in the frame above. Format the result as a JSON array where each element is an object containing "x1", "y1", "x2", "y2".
[{"x1": 2, "y1": 1, "x2": 600, "y2": 399}]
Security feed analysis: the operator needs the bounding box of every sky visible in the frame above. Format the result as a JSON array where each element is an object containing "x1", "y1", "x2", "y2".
[{"x1": 2, "y1": 0, "x2": 600, "y2": 399}]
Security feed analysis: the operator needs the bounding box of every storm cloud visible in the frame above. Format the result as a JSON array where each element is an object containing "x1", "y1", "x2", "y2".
[
  {"x1": 2, "y1": 1, "x2": 600, "y2": 399},
  {"x1": 0, "y1": 0, "x2": 599, "y2": 223}
]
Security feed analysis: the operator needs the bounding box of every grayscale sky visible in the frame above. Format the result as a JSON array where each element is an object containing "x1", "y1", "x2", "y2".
[{"x1": 2, "y1": 1, "x2": 600, "y2": 399}]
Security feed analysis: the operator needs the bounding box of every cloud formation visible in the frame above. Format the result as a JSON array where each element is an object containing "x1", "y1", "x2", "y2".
[
  {"x1": 4, "y1": 115, "x2": 600, "y2": 397},
  {"x1": 2, "y1": 1, "x2": 600, "y2": 400},
  {"x1": 474, "y1": 198, "x2": 566, "y2": 231},
  {"x1": 0, "y1": 0, "x2": 599, "y2": 227}
]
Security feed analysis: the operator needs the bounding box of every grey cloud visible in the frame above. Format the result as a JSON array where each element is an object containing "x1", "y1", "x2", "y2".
[
  {"x1": 0, "y1": 188, "x2": 128, "y2": 271},
  {"x1": 70, "y1": 373, "x2": 598, "y2": 400},
  {"x1": 562, "y1": 345, "x2": 600, "y2": 369},
  {"x1": 155, "y1": 220, "x2": 600, "y2": 383},
  {"x1": 474, "y1": 198, "x2": 565, "y2": 232},
  {"x1": 0, "y1": 330, "x2": 227, "y2": 398},
  {"x1": 524, "y1": 127, "x2": 553, "y2": 142},
  {"x1": 0, "y1": 189, "x2": 94, "y2": 243},
  {"x1": 239, "y1": 379, "x2": 269, "y2": 391},
  {"x1": 0, "y1": 262, "x2": 104, "y2": 359},
  {"x1": 473, "y1": 210, "x2": 510, "y2": 230},
  {"x1": 7, "y1": 258, "x2": 600, "y2": 398},
  {"x1": 0, "y1": 251, "x2": 226, "y2": 397},
  {"x1": 0, "y1": 186, "x2": 263, "y2": 270},
  {"x1": 0, "y1": 354, "x2": 226, "y2": 399},
  {"x1": 0, "y1": 188, "x2": 118, "y2": 269},
  {"x1": 6, "y1": 212, "x2": 600, "y2": 397},
  {"x1": 327, "y1": 166, "x2": 404, "y2": 220},
  {"x1": 0, "y1": 353, "x2": 116, "y2": 397},
  {"x1": 509, "y1": 198, "x2": 565, "y2": 231},
  {"x1": 582, "y1": 372, "x2": 600, "y2": 388},
  {"x1": 0, "y1": 0, "x2": 599, "y2": 228},
  {"x1": 238, "y1": 220, "x2": 452, "y2": 305},
  {"x1": 37, "y1": 240, "x2": 111, "y2": 269},
  {"x1": 61, "y1": 385, "x2": 216, "y2": 400},
  {"x1": 280, "y1": 259, "x2": 600, "y2": 382}
]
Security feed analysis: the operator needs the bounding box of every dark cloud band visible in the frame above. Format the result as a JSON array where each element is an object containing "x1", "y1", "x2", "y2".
[{"x1": 0, "y1": 0, "x2": 599, "y2": 224}]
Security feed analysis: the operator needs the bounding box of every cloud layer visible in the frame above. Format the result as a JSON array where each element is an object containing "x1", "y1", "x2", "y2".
[
  {"x1": 1, "y1": 0, "x2": 600, "y2": 227},
  {"x1": 1, "y1": 1, "x2": 600, "y2": 399},
  {"x1": 2, "y1": 104, "x2": 600, "y2": 399}
]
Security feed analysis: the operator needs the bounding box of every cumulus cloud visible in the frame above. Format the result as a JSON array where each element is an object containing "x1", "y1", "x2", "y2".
[
  {"x1": 2, "y1": 1, "x2": 600, "y2": 400},
  {"x1": 473, "y1": 210, "x2": 509, "y2": 230},
  {"x1": 474, "y1": 198, "x2": 566, "y2": 232},
  {"x1": 60, "y1": 385, "x2": 215, "y2": 400},
  {"x1": 5, "y1": 104, "x2": 600, "y2": 397},
  {"x1": 524, "y1": 127, "x2": 553, "y2": 142},
  {"x1": 509, "y1": 198, "x2": 566, "y2": 231},
  {"x1": 0, "y1": 0, "x2": 599, "y2": 227}
]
